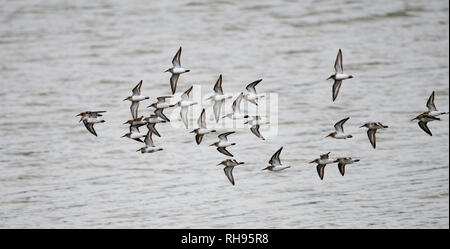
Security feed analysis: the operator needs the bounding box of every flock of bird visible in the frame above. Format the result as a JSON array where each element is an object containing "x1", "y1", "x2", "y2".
[{"x1": 76, "y1": 47, "x2": 448, "y2": 186}]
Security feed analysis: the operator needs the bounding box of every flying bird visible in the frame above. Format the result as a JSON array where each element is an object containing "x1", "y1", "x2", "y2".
[
  {"x1": 262, "y1": 147, "x2": 291, "y2": 171},
  {"x1": 217, "y1": 159, "x2": 245, "y2": 186},
  {"x1": 210, "y1": 132, "x2": 236, "y2": 157},
  {"x1": 360, "y1": 122, "x2": 388, "y2": 149},
  {"x1": 243, "y1": 79, "x2": 264, "y2": 106},
  {"x1": 76, "y1": 111, "x2": 106, "y2": 136},
  {"x1": 165, "y1": 47, "x2": 190, "y2": 94},
  {"x1": 136, "y1": 130, "x2": 163, "y2": 153},
  {"x1": 207, "y1": 75, "x2": 232, "y2": 122},
  {"x1": 327, "y1": 49, "x2": 353, "y2": 101},
  {"x1": 123, "y1": 80, "x2": 149, "y2": 119},
  {"x1": 178, "y1": 86, "x2": 198, "y2": 129},
  {"x1": 222, "y1": 92, "x2": 249, "y2": 120},
  {"x1": 325, "y1": 117, "x2": 353, "y2": 139},
  {"x1": 309, "y1": 152, "x2": 336, "y2": 180},
  {"x1": 335, "y1": 157, "x2": 360, "y2": 176},
  {"x1": 191, "y1": 108, "x2": 216, "y2": 145}
]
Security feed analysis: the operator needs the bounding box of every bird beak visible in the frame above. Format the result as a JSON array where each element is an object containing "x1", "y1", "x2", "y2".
[
  {"x1": 121, "y1": 134, "x2": 127, "y2": 138},
  {"x1": 239, "y1": 162, "x2": 245, "y2": 165},
  {"x1": 359, "y1": 125, "x2": 365, "y2": 128},
  {"x1": 164, "y1": 68, "x2": 170, "y2": 72},
  {"x1": 136, "y1": 149, "x2": 141, "y2": 152}
]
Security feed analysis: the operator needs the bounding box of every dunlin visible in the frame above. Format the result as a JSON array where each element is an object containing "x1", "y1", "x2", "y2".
[{"x1": 327, "y1": 49, "x2": 353, "y2": 101}]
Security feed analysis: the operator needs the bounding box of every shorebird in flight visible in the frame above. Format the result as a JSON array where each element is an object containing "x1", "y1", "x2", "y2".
[
  {"x1": 335, "y1": 157, "x2": 360, "y2": 176},
  {"x1": 325, "y1": 117, "x2": 353, "y2": 139},
  {"x1": 360, "y1": 122, "x2": 388, "y2": 149},
  {"x1": 327, "y1": 49, "x2": 353, "y2": 101},
  {"x1": 217, "y1": 159, "x2": 245, "y2": 186},
  {"x1": 222, "y1": 92, "x2": 249, "y2": 120},
  {"x1": 76, "y1": 111, "x2": 106, "y2": 136},
  {"x1": 262, "y1": 147, "x2": 291, "y2": 172},
  {"x1": 245, "y1": 116, "x2": 268, "y2": 140},
  {"x1": 165, "y1": 47, "x2": 190, "y2": 94},
  {"x1": 210, "y1": 132, "x2": 236, "y2": 157},
  {"x1": 411, "y1": 91, "x2": 448, "y2": 136},
  {"x1": 178, "y1": 86, "x2": 198, "y2": 129},
  {"x1": 309, "y1": 152, "x2": 336, "y2": 180},
  {"x1": 121, "y1": 125, "x2": 146, "y2": 143},
  {"x1": 207, "y1": 75, "x2": 232, "y2": 122},
  {"x1": 243, "y1": 79, "x2": 264, "y2": 106},
  {"x1": 191, "y1": 108, "x2": 216, "y2": 145},
  {"x1": 123, "y1": 80, "x2": 149, "y2": 119},
  {"x1": 136, "y1": 130, "x2": 163, "y2": 153}
]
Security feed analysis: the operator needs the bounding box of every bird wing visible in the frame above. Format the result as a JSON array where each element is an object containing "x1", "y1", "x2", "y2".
[
  {"x1": 245, "y1": 79, "x2": 262, "y2": 94},
  {"x1": 332, "y1": 80, "x2": 343, "y2": 102},
  {"x1": 147, "y1": 123, "x2": 161, "y2": 137},
  {"x1": 217, "y1": 147, "x2": 233, "y2": 157},
  {"x1": 223, "y1": 166, "x2": 235, "y2": 186},
  {"x1": 198, "y1": 108, "x2": 206, "y2": 129},
  {"x1": 83, "y1": 120, "x2": 97, "y2": 136},
  {"x1": 367, "y1": 129, "x2": 377, "y2": 149},
  {"x1": 154, "y1": 108, "x2": 170, "y2": 122},
  {"x1": 130, "y1": 101, "x2": 139, "y2": 120},
  {"x1": 172, "y1": 47, "x2": 182, "y2": 67},
  {"x1": 132, "y1": 80, "x2": 143, "y2": 96},
  {"x1": 181, "y1": 86, "x2": 193, "y2": 101},
  {"x1": 250, "y1": 125, "x2": 265, "y2": 140},
  {"x1": 170, "y1": 74, "x2": 180, "y2": 94},
  {"x1": 269, "y1": 147, "x2": 283, "y2": 166},
  {"x1": 213, "y1": 75, "x2": 224, "y2": 95},
  {"x1": 334, "y1": 49, "x2": 343, "y2": 74},
  {"x1": 426, "y1": 91, "x2": 437, "y2": 112},
  {"x1": 218, "y1": 131, "x2": 235, "y2": 141},
  {"x1": 418, "y1": 121, "x2": 432, "y2": 136},
  {"x1": 232, "y1": 92, "x2": 244, "y2": 113},
  {"x1": 317, "y1": 164, "x2": 326, "y2": 180},
  {"x1": 213, "y1": 100, "x2": 224, "y2": 123},
  {"x1": 144, "y1": 130, "x2": 155, "y2": 147},
  {"x1": 334, "y1": 117, "x2": 350, "y2": 133}
]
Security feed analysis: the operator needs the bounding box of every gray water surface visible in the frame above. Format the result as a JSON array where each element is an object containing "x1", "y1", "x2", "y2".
[{"x1": 0, "y1": 0, "x2": 448, "y2": 228}]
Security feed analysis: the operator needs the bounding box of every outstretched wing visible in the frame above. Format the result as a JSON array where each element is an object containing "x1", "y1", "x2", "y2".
[
  {"x1": 213, "y1": 100, "x2": 224, "y2": 123},
  {"x1": 181, "y1": 85, "x2": 193, "y2": 100},
  {"x1": 83, "y1": 120, "x2": 97, "y2": 136},
  {"x1": 246, "y1": 79, "x2": 262, "y2": 94},
  {"x1": 367, "y1": 129, "x2": 377, "y2": 148},
  {"x1": 317, "y1": 164, "x2": 326, "y2": 180},
  {"x1": 334, "y1": 49, "x2": 343, "y2": 74},
  {"x1": 170, "y1": 74, "x2": 180, "y2": 94},
  {"x1": 320, "y1": 152, "x2": 330, "y2": 160},
  {"x1": 334, "y1": 117, "x2": 350, "y2": 133},
  {"x1": 217, "y1": 147, "x2": 233, "y2": 157},
  {"x1": 269, "y1": 147, "x2": 283, "y2": 166},
  {"x1": 218, "y1": 131, "x2": 235, "y2": 141},
  {"x1": 213, "y1": 75, "x2": 224, "y2": 95},
  {"x1": 332, "y1": 80, "x2": 343, "y2": 102},
  {"x1": 172, "y1": 47, "x2": 182, "y2": 67},
  {"x1": 418, "y1": 121, "x2": 432, "y2": 136},
  {"x1": 130, "y1": 101, "x2": 139, "y2": 120},
  {"x1": 426, "y1": 91, "x2": 437, "y2": 112},
  {"x1": 198, "y1": 108, "x2": 206, "y2": 129},
  {"x1": 132, "y1": 80, "x2": 143, "y2": 96},
  {"x1": 224, "y1": 166, "x2": 235, "y2": 186},
  {"x1": 144, "y1": 130, "x2": 155, "y2": 147},
  {"x1": 232, "y1": 92, "x2": 244, "y2": 113},
  {"x1": 250, "y1": 125, "x2": 265, "y2": 140}
]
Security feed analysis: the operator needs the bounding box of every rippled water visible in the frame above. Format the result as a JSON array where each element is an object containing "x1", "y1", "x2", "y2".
[{"x1": 0, "y1": 0, "x2": 448, "y2": 228}]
